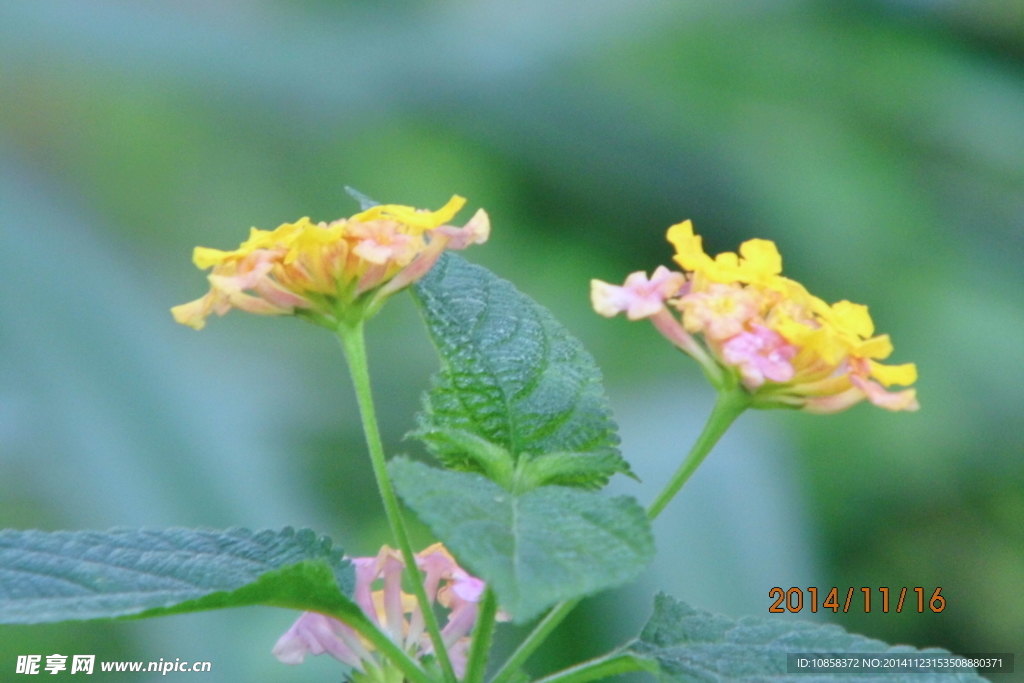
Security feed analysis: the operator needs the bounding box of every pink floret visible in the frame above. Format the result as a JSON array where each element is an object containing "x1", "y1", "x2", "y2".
[{"x1": 721, "y1": 325, "x2": 797, "y2": 388}]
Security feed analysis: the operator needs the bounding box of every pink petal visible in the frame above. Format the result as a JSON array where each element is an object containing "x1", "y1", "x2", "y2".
[
  {"x1": 415, "y1": 546, "x2": 457, "y2": 602},
  {"x1": 433, "y1": 209, "x2": 491, "y2": 249},
  {"x1": 590, "y1": 268, "x2": 685, "y2": 321},
  {"x1": 441, "y1": 600, "x2": 479, "y2": 648},
  {"x1": 850, "y1": 375, "x2": 920, "y2": 412},
  {"x1": 272, "y1": 612, "x2": 363, "y2": 670},
  {"x1": 373, "y1": 234, "x2": 449, "y2": 299},
  {"x1": 351, "y1": 557, "x2": 380, "y2": 625},
  {"x1": 721, "y1": 325, "x2": 797, "y2": 388},
  {"x1": 451, "y1": 574, "x2": 485, "y2": 603},
  {"x1": 252, "y1": 278, "x2": 312, "y2": 309},
  {"x1": 447, "y1": 639, "x2": 471, "y2": 679},
  {"x1": 801, "y1": 386, "x2": 866, "y2": 414}
]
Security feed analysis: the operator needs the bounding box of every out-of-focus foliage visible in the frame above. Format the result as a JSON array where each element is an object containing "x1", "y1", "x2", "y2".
[{"x1": 0, "y1": 0, "x2": 1021, "y2": 681}]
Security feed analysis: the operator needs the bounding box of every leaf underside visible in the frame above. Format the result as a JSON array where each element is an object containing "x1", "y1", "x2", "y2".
[
  {"x1": 390, "y1": 457, "x2": 654, "y2": 623},
  {"x1": 630, "y1": 593, "x2": 986, "y2": 683},
  {"x1": 412, "y1": 253, "x2": 631, "y2": 490},
  {"x1": 0, "y1": 527, "x2": 356, "y2": 624}
]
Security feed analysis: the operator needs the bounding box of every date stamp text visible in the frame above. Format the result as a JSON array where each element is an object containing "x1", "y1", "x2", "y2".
[{"x1": 769, "y1": 587, "x2": 945, "y2": 613}]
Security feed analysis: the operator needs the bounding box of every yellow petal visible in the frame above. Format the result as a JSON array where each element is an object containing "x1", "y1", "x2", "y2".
[
  {"x1": 667, "y1": 220, "x2": 709, "y2": 272},
  {"x1": 769, "y1": 310, "x2": 814, "y2": 345},
  {"x1": 284, "y1": 217, "x2": 339, "y2": 264},
  {"x1": 738, "y1": 238, "x2": 782, "y2": 276},
  {"x1": 769, "y1": 276, "x2": 814, "y2": 308},
  {"x1": 869, "y1": 361, "x2": 917, "y2": 387},
  {"x1": 170, "y1": 294, "x2": 213, "y2": 330},
  {"x1": 352, "y1": 196, "x2": 467, "y2": 232},
  {"x1": 710, "y1": 251, "x2": 741, "y2": 281},
  {"x1": 856, "y1": 334, "x2": 893, "y2": 359},
  {"x1": 807, "y1": 329, "x2": 849, "y2": 365},
  {"x1": 424, "y1": 194, "x2": 468, "y2": 226},
  {"x1": 238, "y1": 226, "x2": 284, "y2": 253},
  {"x1": 832, "y1": 300, "x2": 874, "y2": 338},
  {"x1": 193, "y1": 247, "x2": 231, "y2": 270}
]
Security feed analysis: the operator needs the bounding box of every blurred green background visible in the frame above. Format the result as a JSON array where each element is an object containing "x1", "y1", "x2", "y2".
[{"x1": 1, "y1": 0, "x2": 1022, "y2": 680}]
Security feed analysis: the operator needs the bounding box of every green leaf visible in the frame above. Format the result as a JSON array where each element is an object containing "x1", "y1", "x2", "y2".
[
  {"x1": 411, "y1": 253, "x2": 632, "y2": 491},
  {"x1": 0, "y1": 527, "x2": 359, "y2": 624},
  {"x1": 417, "y1": 427, "x2": 516, "y2": 487},
  {"x1": 513, "y1": 450, "x2": 632, "y2": 492},
  {"x1": 418, "y1": 429, "x2": 624, "y2": 493},
  {"x1": 389, "y1": 457, "x2": 654, "y2": 623},
  {"x1": 630, "y1": 593, "x2": 987, "y2": 683}
]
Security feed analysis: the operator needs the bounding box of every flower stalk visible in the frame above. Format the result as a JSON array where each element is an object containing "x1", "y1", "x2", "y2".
[
  {"x1": 645, "y1": 381, "x2": 749, "y2": 520},
  {"x1": 488, "y1": 599, "x2": 576, "y2": 683},
  {"x1": 337, "y1": 321, "x2": 459, "y2": 683},
  {"x1": 528, "y1": 652, "x2": 658, "y2": 683},
  {"x1": 462, "y1": 588, "x2": 498, "y2": 683}
]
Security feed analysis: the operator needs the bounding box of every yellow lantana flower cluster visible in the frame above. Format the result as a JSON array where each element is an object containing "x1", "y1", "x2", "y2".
[
  {"x1": 172, "y1": 196, "x2": 489, "y2": 330},
  {"x1": 592, "y1": 221, "x2": 918, "y2": 413}
]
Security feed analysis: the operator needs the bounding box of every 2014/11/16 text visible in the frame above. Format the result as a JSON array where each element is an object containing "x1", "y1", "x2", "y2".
[{"x1": 768, "y1": 587, "x2": 945, "y2": 613}]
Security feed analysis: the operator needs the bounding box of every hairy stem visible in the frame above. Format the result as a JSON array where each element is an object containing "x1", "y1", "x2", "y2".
[
  {"x1": 338, "y1": 321, "x2": 457, "y2": 683},
  {"x1": 645, "y1": 384, "x2": 749, "y2": 519},
  {"x1": 530, "y1": 652, "x2": 658, "y2": 683},
  {"x1": 488, "y1": 599, "x2": 576, "y2": 683},
  {"x1": 464, "y1": 588, "x2": 499, "y2": 683}
]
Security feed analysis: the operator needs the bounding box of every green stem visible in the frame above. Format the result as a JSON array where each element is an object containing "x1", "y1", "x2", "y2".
[
  {"x1": 342, "y1": 610, "x2": 435, "y2": 683},
  {"x1": 489, "y1": 385, "x2": 749, "y2": 683},
  {"x1": 337, "y1": 321, "x2": 457, "y2": 683},
  {"x1": 463, "y1": 588, "x2": 498, "y2": 683},
  {"x1": 488, "y1": 599, "x2": 577, "y2": 683},
  {"x1": 530, "y1": 652, "x2": 658, "y2": 683},
  {"x1": 645, "y1": 384, "x2": 749, "y2": 520}
]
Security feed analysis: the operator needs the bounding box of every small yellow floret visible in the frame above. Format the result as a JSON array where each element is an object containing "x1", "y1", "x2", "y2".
[
  {"x1": 869, "y1": 361, "x2": 917, "y2": 387},
  {"x1": 830, "y1": 300, "x2": 874, "y2": 338},
  {"x1": 667, "y1": 221, "x2": 783, "y2": 287},
  {"x1": 666, "y1": 220, "x2": 707, "y2": 272},
  {"x1": 736, "y1": 238, "x2": 783, "y2": 280},
  {"x1": 855, "y1": 334, "x2": 893, "y2": 360},
  {"x1": 352, "y1": 195, "x2": 467, "y2": 233},
  {"x1": 193, "y1": 247, "x2": 232, "y2": 269}
]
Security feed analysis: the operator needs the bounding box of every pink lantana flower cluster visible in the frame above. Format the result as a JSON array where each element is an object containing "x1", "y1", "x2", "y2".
[
  {"x1": 591, "y1": 221, "x2": 918, "y2": 413},
  {"x1": 273, "y1": 544, "x2": 502, "y2": 681}
]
